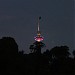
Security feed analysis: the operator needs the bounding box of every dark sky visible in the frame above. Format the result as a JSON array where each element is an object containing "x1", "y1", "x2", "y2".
[{"x1": 0, "y1": 0, "x2": 74, "y2": 54}]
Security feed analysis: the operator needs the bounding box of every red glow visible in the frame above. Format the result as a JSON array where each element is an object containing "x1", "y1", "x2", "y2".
[{"x1": 34, "y1": 36, "x2": 44, "y2": 42}]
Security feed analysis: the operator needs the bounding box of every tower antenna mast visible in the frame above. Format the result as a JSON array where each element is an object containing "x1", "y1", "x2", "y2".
[
  {"x1": 38, "y1": 17, "x2": 40, "y2": 32},
  {"x1": 37, "y1": 17, "x2": 41, "y2": 36}
]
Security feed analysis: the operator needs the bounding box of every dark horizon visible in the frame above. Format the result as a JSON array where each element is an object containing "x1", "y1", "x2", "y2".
[
  {"x1": 0, "y1": 36, "x2": 75, "y2": 75},
  {"x1": 0, "y1": 36, "x2": 74, "y2": 57}
]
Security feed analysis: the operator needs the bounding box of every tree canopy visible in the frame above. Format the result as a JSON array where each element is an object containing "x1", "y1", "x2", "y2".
[{"x1": 0, "y1": 37, "x2": 75, "y2": 75}]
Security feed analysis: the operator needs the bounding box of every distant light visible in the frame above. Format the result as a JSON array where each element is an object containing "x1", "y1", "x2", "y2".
[{"x1": 34, "y1": 36, "x2": 44, "y2": 42}]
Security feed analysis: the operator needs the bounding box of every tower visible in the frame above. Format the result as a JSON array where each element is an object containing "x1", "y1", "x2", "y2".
[
  {"x1": 29, "y1": 17, "x2": 45, "y2": 54},
  {"x1": 34, "y1": 17, "x2": 44, "y2": 42}
]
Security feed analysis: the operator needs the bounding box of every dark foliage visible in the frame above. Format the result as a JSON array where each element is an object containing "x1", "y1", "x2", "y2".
[
  {"x1": 0, "y1": 37, "x2": 75, "y2": 75},
  {"x1": 29, "y1": 41, "x2": 45, "y2": 54}
]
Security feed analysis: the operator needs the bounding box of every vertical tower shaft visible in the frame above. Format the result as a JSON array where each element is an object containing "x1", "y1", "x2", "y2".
[
  {"x1": 37, "y1": 17, "x2": 41, "y2": 36},
  {"x1": 38, "y1": 17, "x2": 40, "y2": 32}
]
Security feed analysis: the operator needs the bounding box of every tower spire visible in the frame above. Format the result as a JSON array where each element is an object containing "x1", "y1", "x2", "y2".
[
  {"x1": 38, "y1": 17, "x2": 41, "y2": 32},
  {"x1": 37, "y1": 17, "x2": 41, "y2": 36}
]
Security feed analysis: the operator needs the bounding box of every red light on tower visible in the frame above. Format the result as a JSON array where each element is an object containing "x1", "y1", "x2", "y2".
[
  {"x1": 34, "y1": 36, "x2": 44, "y2": 42},
  {"x1": 34, "y1": 17, "x2": 44, "y2": 42}
]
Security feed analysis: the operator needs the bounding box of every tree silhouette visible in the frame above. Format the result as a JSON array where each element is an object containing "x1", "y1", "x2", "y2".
[
  {"x1": 72, "y1": 50, "x2": 75, "y2": 59},
  {"x1": 0, "y1": 37, "x2": 20, "y2": 75},
  {"x1": 0, "y1": 36, "x2": 75, "y2": 75},
  {"x1": 0, "y1": 37, "x2": 18, "y2": 54},
  {"x1": 49, "y1": 46, "x2": 70, "y2": 60},
  {"x1": 29, "y1": 41, "x2": 45, "y2": 54},
  {"x1": 48, "y1": 46, "x2": 74, "y2": 75},
  {"x1": 29, "y1": 45, "x2": 35, "y2": 53}
]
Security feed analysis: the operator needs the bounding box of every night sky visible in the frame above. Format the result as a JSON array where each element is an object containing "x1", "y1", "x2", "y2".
[{"x1": 0, "y1": 0, "x2": 74, "y2": 54}]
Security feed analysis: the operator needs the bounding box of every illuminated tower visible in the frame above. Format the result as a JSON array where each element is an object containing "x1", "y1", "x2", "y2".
[
  {"x1": 29, "y1": 17, "x2": 45, "y2": 54},
  {"x1": 34, "y1": 17, "x2": 44, "y2": 42}
]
